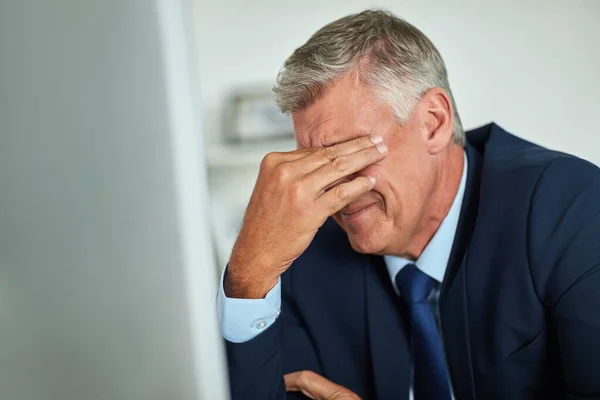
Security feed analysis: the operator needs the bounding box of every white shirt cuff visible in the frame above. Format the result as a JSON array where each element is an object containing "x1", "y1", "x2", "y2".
[{"x1": 217, "y1": 267, "x2": 282, "y2": 343}]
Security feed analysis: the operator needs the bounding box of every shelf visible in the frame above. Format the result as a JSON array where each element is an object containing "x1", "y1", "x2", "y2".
[{"x1": 205, "y1": 139, "x2": 297, "y2": 168}]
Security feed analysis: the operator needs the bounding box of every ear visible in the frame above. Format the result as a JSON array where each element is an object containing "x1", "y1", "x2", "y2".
[{"x1": 415, "y1": 88, "x2": 454, "y2": 155}]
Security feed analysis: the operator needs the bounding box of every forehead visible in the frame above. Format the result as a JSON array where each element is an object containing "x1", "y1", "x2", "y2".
[{"x1": 292, "y1": 76, "x2": 393, "y2": 149}]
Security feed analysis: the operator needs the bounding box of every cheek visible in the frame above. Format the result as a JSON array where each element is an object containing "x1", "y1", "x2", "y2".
[
  {"x1": 295, "y1": 136, "x2": 308, "y2": 149},
  {"x1": 362, "y1": 166, "x2": 396, "y2": 207},
  {"x1": 364, "y1": 165, "x2": 409, "y2": 218}
]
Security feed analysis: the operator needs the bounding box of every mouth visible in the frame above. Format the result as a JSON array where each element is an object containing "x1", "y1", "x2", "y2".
[{"x1": 341, "y1": 202, "x2": 378, "y2": 217}]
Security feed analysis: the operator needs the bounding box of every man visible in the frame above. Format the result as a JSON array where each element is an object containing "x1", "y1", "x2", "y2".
[{"x1": 217, "y1": 10, "x2": 600, "y2": 400}]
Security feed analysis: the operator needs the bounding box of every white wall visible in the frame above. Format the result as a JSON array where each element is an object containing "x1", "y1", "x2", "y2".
[
  {"x1": 195, "y1": 0, "x2": 600, "y2": 165},
  {"x1": 0, "y1": 1, "x2": 227, "y2": 399}
]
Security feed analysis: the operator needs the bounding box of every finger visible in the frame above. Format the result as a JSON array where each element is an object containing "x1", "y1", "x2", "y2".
[
  {"x1": 285, "y1": 372, "x2": 316, "y2": 399},
  {"x1": 280, "y1": 147, "x2": 319, "y2": 160},
  {"x1": 258, "y1": 148, "x2": 319, "y2": 180},
  {"x1": 286, "y1": 134, "x2": 384, "y2": 176},
  {"x1": 307, "y1": 143, "x2": 387, "y2": 193},
  {"x1": 318, "y1": 175, "x2": 376, "y2": 216},
  {"x1": 318, "y1": 134, "x2": 383, "y2": 160},
  {"x1": 285, "y1": 370, "x2": 361, "y2": 400},
  {"x1": 260, "y1": 147, "x2": 316, "y2": 167}
]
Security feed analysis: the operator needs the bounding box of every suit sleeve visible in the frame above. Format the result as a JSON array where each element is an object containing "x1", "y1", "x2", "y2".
[
  {"x1": 224, "y1": 268, "x2": 322, "y2": 400},
  {"x1": 528, "y1": 157, "x2": 600, "y2": 399}
]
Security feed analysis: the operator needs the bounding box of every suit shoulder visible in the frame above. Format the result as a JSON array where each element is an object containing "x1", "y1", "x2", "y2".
[
  {"x1": 526, "y1": 150, "x2": 600, "y2": 216},
  {"x1": 475, "y1": 123, "x2": 598, "y2": 186},
  {"x1": 527, "y1": 152, "x2": 600, "y2": 306},
  {"x1": 536, "y1": 152, "x2": 600, "y2": 187},
  {"x1": 530, "y1": 147, "x2": 600, "y2": 214}
]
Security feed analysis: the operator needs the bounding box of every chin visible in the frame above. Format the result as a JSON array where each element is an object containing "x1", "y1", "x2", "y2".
[
  {"x1": 336, "y1": 218, "x2": 389, "y2": 255},
  {"x1": 333, "y1": 205, "x2": 390, "y2": 254},
  {"x1": 345, "y1": 230, "x2": 386, "y2": 254}
]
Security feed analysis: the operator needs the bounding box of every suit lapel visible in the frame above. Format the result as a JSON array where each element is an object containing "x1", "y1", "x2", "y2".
[
  {"x1": 364, "y1": 255, "x2": 412, "y2": 400},
  {"x1": 439, "y1": 143, "x2": 483, "y2": 400}
]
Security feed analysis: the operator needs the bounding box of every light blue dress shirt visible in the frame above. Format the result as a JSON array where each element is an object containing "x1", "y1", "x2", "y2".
[{"x1": 218, "y1": 151, "x2": 468, "y2": 351}]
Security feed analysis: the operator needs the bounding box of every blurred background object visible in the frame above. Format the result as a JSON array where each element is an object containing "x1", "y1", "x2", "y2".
[
  {"x1": 195, "y1": 0, "x2": 600, "y2": 267},
  {"x1": 225, "y1": 87, "x2": 294, "y2": 143},
  {"x1": 0, "y1": 0, "x2": 227, "y2": 399}
]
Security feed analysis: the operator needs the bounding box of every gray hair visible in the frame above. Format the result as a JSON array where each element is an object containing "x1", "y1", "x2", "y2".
[{"x1": 273, "y1": 9, "x2": 465, "y2": 145}]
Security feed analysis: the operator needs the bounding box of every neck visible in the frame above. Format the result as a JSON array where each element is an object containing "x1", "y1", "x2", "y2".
[{"x1": 403, "y1": 145, "x2": 465, "y2": 260}]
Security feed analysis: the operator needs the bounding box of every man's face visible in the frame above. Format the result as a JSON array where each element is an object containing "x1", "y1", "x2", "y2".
[{"x1": 292, "y1": 76, "x2": 437, "y2": 257}]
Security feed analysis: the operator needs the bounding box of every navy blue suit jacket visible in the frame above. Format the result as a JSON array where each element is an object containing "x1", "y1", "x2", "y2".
[{"x1": 225, "y1": 123, "x2": 600, "y2": 400}]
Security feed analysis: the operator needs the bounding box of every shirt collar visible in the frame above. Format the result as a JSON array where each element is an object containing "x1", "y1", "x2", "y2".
[{"x1": 384, "y1": 151, "x2": 468, "y2": 289}]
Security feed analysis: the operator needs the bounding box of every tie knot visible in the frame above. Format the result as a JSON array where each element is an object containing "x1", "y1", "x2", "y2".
[{"x1": 395, "y1": 263, "x2": 436, "y2": 304}]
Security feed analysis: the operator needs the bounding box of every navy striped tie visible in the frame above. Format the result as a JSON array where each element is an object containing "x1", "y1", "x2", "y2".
[{"x1": 395, "y1": 263, "x2": 452, "y2": 400}]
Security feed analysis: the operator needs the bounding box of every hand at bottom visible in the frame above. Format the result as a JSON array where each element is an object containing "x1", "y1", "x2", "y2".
[{"x1": 284, "y1": 370, "x2": 362, "y2": 400}]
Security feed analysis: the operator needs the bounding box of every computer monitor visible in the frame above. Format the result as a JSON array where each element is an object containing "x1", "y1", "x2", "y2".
[{"x1": 0, "y1": 0, "x2": 229, "y2": 398}]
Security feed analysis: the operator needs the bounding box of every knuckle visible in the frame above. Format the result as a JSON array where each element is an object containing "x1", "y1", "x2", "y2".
[
  {"x1": 334, "y1": 184, "x2": 351, "y2": 201},
  {"x1": 322, "y1": 145, "x2": 338, "y2": 159},
  {"x1": 260, "y1": 152, "x2": 278, "y2": 171},
  {"x1": 272, "y1": 163, "x2": 291, "y2": 183},
  {"x1": 331, "y1": 156, "x2": 348, "y2": 172}
]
